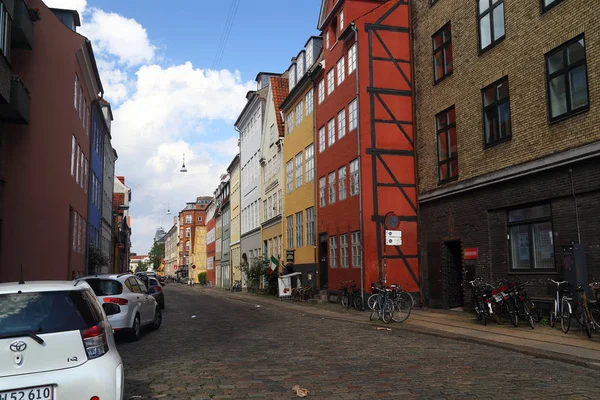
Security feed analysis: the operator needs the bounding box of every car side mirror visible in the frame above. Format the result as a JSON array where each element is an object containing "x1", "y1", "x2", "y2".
[{"x1": 102, "y1": 302, "x2": 121, "y2": 316}]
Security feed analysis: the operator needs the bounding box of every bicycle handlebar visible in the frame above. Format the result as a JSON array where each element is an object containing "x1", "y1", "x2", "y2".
[{"x1": 549, "y1": 279, "x2": 568, "y2": 286}]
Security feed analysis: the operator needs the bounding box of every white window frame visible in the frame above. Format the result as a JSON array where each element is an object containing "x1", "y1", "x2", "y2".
[
  {"x1": 329, "y1": 236, "x2": 338, "y2": 268},
  {"x1": 327, "y1": 118, "x2": 335, "y2": 147},
  {"x1": 340, "y1": 10, "x2": 345, "y2": 31},
  {"x1": 348, "y1": 43, "x2": 357, "y2": 74},
  {"x1": 337, "y1": 57, "x2": 345, "y2": 86},
  {"x1": 319, "y1": 177, "x2": 326, "y2": 207},
  {"x1": 318, "y1": 80, "x2": 325, "y2": 104},
  {"x1": 286, "y1": 159, "x2": 294, "y2": 193},
  {"x1": 286, "y1": 112, "x2": 294, "y2": 134},
  {"x1": 349, "y1": 98, "x2": 358, "y2": 131},
  {"x1": 286, "y1": 215, "x2": 294, "y2": 249},
  {"x1": 186, "y1": 215, "x2": 192, "y2": 224},
  {"x1": 306, "y1": 207, "x2": 315, "y2": 245},
  {"x1": 328, "y1": 172, "x2": 336, "y2": 204},
  {"x1": 326, "y1": 30, "x2": 330, "y2": 49},
  {"x1": 318, "y1": 127, "x2": 326, "y2": 153},
  {"x1": 350, "y1": 159, "x2": 360, "y2": 196},
  {"x1": 296, "y1": 101, "x2": 303, "y2": 126},
  {"x1": 74, "y1": 75, "x2": 79, "y2": 109},
  {"x1": 339, "y1": 166, "x2": 347, "y2": 201},
  {"x1": 305, "y1": 144, "x2": 315, "y2": 183},
  {"x1": 340, "y1": 234, "x2": 348, "y2": 268},
  {"x1": 71, "y1": 136, "x2": 76, "y2": 177},
  {"x1": 295, "y1": 212, "x2": 303, "y2": 248},
  {"x1": 305, "y1": 90, "x2": 313, "y2": 117},
  {"x1": 295, "y1": 152, "x2": 303, "y2": 189},
  {"x1": 337, "y1": 109, "x2": 346, "y2": 139},
  {"x1": 352, "y1": 231, "x2": 362, "y2": 268},
  {"x1": 327, "y1": 69, "x2": 335, "y2": 95}
]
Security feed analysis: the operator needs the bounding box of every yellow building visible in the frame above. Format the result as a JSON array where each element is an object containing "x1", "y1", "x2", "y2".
[
  {"x1": 190, "y1": 226, "x2": 207, "y2": 283},
  {"x1": 259, "y1": 76, "x2": 289, "y2": 270},
  {"x1": 228, "y1": 155, "x2": 242, "y2": 285},
  {"x1": 280, "y1": 37, "x2": 321, "y2": 287}
]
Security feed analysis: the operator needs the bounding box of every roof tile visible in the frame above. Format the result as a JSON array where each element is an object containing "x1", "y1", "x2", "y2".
[{"x1": 270, "y1": 76, "x2": 289, "y2": 137}]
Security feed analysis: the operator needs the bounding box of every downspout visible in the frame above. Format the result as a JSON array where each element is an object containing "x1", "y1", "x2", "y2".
[
  {"x1": 351, "y1": 23, "x2": 365, "y2": 308},
  {"x1": 568, "y1": 168, "x2": 582, "y2": 244},
  {"x1": 308, "y1": 62, "x2": 321, "y2": 292}
]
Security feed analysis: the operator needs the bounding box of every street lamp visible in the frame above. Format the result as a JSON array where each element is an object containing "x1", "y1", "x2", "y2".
[{"x1": 180, "y1": 153, "x2": 188, "y2": 173}]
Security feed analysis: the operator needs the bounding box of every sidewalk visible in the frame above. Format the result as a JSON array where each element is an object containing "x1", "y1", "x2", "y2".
[{"x1": 194, "y1": 286, "x2": 600, "y2": 370}]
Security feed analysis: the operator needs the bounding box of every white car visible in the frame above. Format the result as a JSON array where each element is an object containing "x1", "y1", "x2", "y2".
[
  {"x1": 0, "y1": 280, "x2": 124, "y2": 399},
  {"x1": 77, "y1": 274, "x2": 162, "y2": 341}
]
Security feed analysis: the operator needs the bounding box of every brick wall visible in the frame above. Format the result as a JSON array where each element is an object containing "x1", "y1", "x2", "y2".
[
  {"x1": 412, "y1": 0, "x2": 600, "y2": 194},
  {"x1": 419, "y1": 157, "x2": 600, "y2": 306}
]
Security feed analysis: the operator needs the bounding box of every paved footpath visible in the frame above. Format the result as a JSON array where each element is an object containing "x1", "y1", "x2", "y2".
[{"x1": 118, "y1": 285, "x2": 600, "y2": 400}]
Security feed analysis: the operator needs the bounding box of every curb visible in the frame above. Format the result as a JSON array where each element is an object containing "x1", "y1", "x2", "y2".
[{"x1": 192, "y1": 286, "x2": 600, "y2": 371}]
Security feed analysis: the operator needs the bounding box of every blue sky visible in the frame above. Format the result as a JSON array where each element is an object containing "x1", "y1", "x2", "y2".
[{"x1": 45, "y1": 0, "x2": 323, "y2": 254}]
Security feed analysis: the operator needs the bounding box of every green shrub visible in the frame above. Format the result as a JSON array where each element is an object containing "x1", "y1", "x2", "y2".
[{"x1": 198, "y1": 272, "x2": 207, "y2": 285}]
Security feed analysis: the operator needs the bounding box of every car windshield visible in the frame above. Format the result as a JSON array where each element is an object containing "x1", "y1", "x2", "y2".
[
  {"x1": 0, "y1": 291, "x2": 98, "y2": 336},
  {"x1": 149, "y1": 278, "x2": 159, "y2": 286},
  {"x1": 84, "y1": 278, "x2": 123, "y2": 296}
]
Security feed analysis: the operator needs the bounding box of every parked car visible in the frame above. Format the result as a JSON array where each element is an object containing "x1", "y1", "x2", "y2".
[
  {"x1": 0, "y1": 280, "x2": 124, "y2": 399},
  {"x1": 77, "y1": 273, "x2": 162, "y2": 341},
  {"x1": 136, "y1": 274, "x2": 165, "y2": 309}
]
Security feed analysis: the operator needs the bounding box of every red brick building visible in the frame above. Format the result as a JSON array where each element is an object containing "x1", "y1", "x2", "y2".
[
  {"x1": 205, "y1": 198, "x2": 217, "y2": 285},
  {"x1": 178, "y1": 199, "x2": 209, "y2": 279},
  {"x1": 313, "y1": 0, "x2": 418, "y2": 297},
  {"x1": 0, "y1": 2, "x2": 103, "y2": 281}
]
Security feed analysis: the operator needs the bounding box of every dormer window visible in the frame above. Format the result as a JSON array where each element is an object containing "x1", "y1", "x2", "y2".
[
  {"x1": 306, "y1": 41, "x2": 314, "y2": 68},
  {"x1": 289, "y1": 64, "x2": 297, "y2": 91},
  {"x1": 297, "y1": 53, "x2": 305, "y2": 78}
]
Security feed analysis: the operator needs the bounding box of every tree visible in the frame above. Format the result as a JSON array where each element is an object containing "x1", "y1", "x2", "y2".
[
  {"x1": 148, "y1": 241, "x2": 165, "y2": 270},
  {"x1": 136, "y1": 261, "x2": 149, "y2": 272},
  {"x1": 88, "y1": 246, "x2": 109, "y2": 275}
]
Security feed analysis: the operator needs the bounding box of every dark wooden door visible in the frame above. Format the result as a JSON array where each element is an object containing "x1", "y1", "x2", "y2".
[
  {"x1": 427, "y1": 242, "x2": 444, "y2": 308},
  {"x1": 319, "y1": 233, "x2": 328, "y2": 290},
  {"x1": 446, "y1": 241, "x2": 463, "y2": 308}
]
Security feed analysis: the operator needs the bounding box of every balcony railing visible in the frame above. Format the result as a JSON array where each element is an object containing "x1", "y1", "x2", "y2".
[
  {"x1": 11, "y1": 0, "x2": 34, "y2": 50},
  {"x1": 0, "y1": 76, "x2": 30, "y2": 124}
]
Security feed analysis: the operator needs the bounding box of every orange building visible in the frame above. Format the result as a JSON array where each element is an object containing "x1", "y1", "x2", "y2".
[{"x1": 313, "y1": 0, "x2": 418, "y2": 298}]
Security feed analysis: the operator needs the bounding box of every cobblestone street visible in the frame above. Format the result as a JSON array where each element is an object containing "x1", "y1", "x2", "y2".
[{"x1": 118, "y1": 285, "x2": 600, "y2": 399}]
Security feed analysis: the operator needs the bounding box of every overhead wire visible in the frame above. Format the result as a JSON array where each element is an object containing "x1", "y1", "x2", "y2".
[{"x1": 212, "y1": 0, "x2": 241, "y2": 70}]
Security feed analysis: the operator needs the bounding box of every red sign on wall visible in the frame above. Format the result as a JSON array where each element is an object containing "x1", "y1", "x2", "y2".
[
  {"x1": 463, "y1": 248, "x2": 479, "y2": 260},
  {"x1": 174, "y1": 265, "x2": 178, "y2": 270}
]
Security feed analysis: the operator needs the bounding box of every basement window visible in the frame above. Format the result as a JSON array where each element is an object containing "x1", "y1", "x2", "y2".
[{"x1": 508, "y1": 204, "x2": 555, "y2": 271}]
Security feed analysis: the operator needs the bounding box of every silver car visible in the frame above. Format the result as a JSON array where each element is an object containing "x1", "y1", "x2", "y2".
[{"x1": 77, "y1": 274, "x2": 161, "y2": 341}]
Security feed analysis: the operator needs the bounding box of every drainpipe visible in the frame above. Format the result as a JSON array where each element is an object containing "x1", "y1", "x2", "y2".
[
  {"x1": 351, "y1": 23, "x2": 365, "y2": 309},
  {"x1": 568, "y1": 168, "x2": 582, "y2": 244},
  {"x1": 308, "y1": 60, "x2": 321, "y2": 292}
]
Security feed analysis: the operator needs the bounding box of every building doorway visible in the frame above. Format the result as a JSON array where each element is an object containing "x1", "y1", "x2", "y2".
[
  {"x1": 318, "y1": 233, "x2": 328, "y2": 289},
  {"x1": 445, "y1": 241, "x2": 463, "y2": 308}
]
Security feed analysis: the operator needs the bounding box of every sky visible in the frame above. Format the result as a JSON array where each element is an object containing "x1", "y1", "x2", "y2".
[{"x1": 43, "y1": 0, "x2": 322, "y2": 254}]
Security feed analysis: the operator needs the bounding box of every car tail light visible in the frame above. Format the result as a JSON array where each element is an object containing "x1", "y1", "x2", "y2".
[
  {"x1": 103, "y1": 297, "x2": 128, "y2": 305},
  {"x1": 80, "y1": 322, "x2": 109, "y2": 359},
  {"x1": 152, "y1": 285, "x2": 162, "y2": 293}
]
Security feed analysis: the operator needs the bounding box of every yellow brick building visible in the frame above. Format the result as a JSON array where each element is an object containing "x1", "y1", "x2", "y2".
[{"x1": 280, "y1": 37, "x2": 321, "y2": 288}]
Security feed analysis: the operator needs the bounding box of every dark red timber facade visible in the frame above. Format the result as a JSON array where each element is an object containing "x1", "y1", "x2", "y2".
[
  {"x1": 313, "y1": 0, "x2": 418, "y2": 298},
  {"x1": 0, "y1": 1, "x2": 103, "y2": 281}
]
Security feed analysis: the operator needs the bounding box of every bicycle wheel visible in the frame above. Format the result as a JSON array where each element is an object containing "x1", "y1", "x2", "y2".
[
  {"x1": 367, "y1": 294, "x2": 377, "y2": 310},
  {"x1": 491, "y1": 302, "x2": 503, "y2": 325},
  {"x1": 341, "y1": 293, "x2": 350, "y2": 308},
  {"x1": 369, "y1": 309, "x2": 379, "y2": 322},
  {"x1": 382, "y1": 301, "x2": 393, "y2": 324},
  {"x1": 575, "y1": 303, "x2": 584, "y2": 326},
  {"x1": 560, "y1": 297, "x2": 571, "y2": 333},
  {"x1": 392, "y1": 298, "x2": 411, "y2": 323},
  {"x1": 401, "y1": 291, "x2": 415, "y2": 308},
  {"x1": 549, "y1": 310, "x2": 556, "y2": 328},
  {"x1": 591, "y1": 306, "x2": 600, "y2": 330},
  {"x1": 353, "y1": 292, "x2": 363, "y2": 311},
  {"x1": 583, "y1": 311, "x2": 592, "y2": 338},
  {"x1": 507, "y1": 302, "x2": 518, "y2": 327}
]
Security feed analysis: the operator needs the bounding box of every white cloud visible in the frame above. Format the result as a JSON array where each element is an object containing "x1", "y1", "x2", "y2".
[
  {"x1": 79, "y1": 9, "x2": 156, "y2": 66},
  {"x1": 96, "y1": 59, "x2": 130, "y2": 103},
  {"x1": 43, "y1": 0, "x2": 87, "y2": 15}
]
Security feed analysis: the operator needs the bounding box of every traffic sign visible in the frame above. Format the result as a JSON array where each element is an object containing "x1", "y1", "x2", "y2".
[
  {"x1": 385, "y1": 230, "x2": 402, "y2": 246},
  {"x1": 384, "y1": 213, "x2": 400, "y2": 230}
]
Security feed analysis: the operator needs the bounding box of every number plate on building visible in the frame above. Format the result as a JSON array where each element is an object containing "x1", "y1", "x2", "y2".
[{"x1": 0, "y1": 385, "x2": 53, "y2": 400}]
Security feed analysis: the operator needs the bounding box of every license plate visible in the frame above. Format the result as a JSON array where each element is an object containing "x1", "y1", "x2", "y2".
[{"x1": 0, "y1": 386, "x2": 53, "y2": 400}]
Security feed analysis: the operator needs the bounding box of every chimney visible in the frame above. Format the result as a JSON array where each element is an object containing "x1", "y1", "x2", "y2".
[{"x1": 117, "y1": 176, "x2": 125, "y2": 184}]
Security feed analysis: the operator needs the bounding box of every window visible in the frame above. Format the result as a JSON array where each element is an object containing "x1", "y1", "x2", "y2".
[
  {"x1": 295, "y1": 212, "x2": 303, "y2": 248},
  {"x1": 268, "y1": 197, "x2": 273, "y2": 220},
  {"x1": 289, "y1": 64, "x2": 297, "y2": 89},
  {"x1": 305, "y1": 90, "x2": 314, "y2": 117},
  {"x1": 79, "y1": 88, "x2": 83, "y2": 119},
  {"x1": 287, "y1": 216, "x2": 294, "y2": 249},
  {"x1": 84, "y1": 159, "x2": 88, "y2": 193},
  {"x1": 329, "y1": 236, "x2": 338, "y2": 268},
  {"x1": 350, "y1": 159, "x2": 360, "y2": 196},
  {"x1": 340, "y1": 10, "x2": 345, "y2": 30},
  {"x1": 83, "y1": 98, "x2": 87, "y2": 128},
  {"x1": 306, "y1": 207, "x2": 315, "y2": 246},
  {"x1": 296, "y1": 101, "x2": 303, "y2": 126},
  {"x1": 76, "y1": 145, "x2": 81, "y2": 184},
  {"x1": 297, "y1": 52, "x2": 305, "y2": 78},
  {"x1": 338, "y1": 166, "x2": 347, "y2": 201},
  {"x1": 185, "y1": 241, "x2": 190, "y2": 252},
  {"x1": 295, "y1": 152, "x2": 303, "y2": 188},
  {"x1": 318, "y1": 80, "x2": 325, "y2": 104},
  {"x1": 340, "y1": 234, "x2": 348, "y2": 268},
  {"x1": 433, "y1": 23, "x2": 453, "y2": 83},
  {"x1": 508, "y1": 205, "x2": 554, "y2": 271},
  {"x1": 263, "y1": 200, "x2": 268, "y2": 222},
  {"x1": 327, "y1": 118, "x2": 335, "y2": 146},
  {"x1": 186, "y1": 215, "x2": 192, "y2": 224},
  {"x1": 542, "y1": 0, "x2": 563, "y2": 12},
  {"x1": 482, "y1": 77, "x2": 511, "y2": 146},
  {"x1": 337, "y1": 109, "x2": 346, "y2": 139},
  {"x1": 71, "y1": 136, "x2": 76, "y2": 177},
  {"x1": 327, "y1": 69, "x2": 335, "y2": 95},
  {"x1": 318, "y1": 127, "x2": 326, "y2": 152},
  {"x1": 326, "y1": 30, "x2": 330, "y2": 49},
  {"x1": 278, "y1": 190, "x2": 282, "y2": 215},
  {"x1": 269, "y1": 124, "x2": 275, "y2": 143},
  {"x1": 305, "y1": 144, "x2": 315, "y2": 183},
  {"x1": 328, "y1": 172, "x2": 336, "y2": 204},
  {"x1": 286, "y1": 112, "x2": 294, "y2": 134},
  {"x1": 478, "y1": 0, "x2": 505, "y2": 52},
  {"x1": 286, "y1": 160, "x2": 294, "y2": 193},
  {"x1": 319, "y1": 177, "x2": 326, "y2": 207},
  {"x1": 74, "y1": 75, "x2": 79, "y2": 109},
  {"x1": 306, "y1": 41, "x2": 314, "y2": 68},
  {"x1": 546, "y1": 36, "x2": 588, "y2": 122},
  {"x1": 198, "y1": 216, "x2": 203, "y2": 222},
  {"x1": 348, "y1": 99, "x2": 358, "y2": 131},
  {"x1": 436, "y1": 107, "x2": 458, "y2": 182},
  {"x1": 337, "y1": 57, "x2": 345, "y2": 86},
  {"x1": 352, "y1": 231, "x2": 362, "y2": 268},
  {"x1": 348, "y1": 44, "x2": 357, "y2": 74}
]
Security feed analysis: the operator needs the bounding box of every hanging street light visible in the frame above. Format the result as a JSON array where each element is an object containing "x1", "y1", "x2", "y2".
[{"x1": 180, "y1": 153, "x2": 188, "y2": 173}]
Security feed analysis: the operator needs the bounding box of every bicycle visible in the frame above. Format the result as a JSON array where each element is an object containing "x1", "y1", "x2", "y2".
[
  {"x1": 507, "y1": 280, "x2": 536, "y2": 329},
  {"x1": 340, "y1": 280, "x2": 363, "y2": 311},
  {"x1": 465, "y1": 278, "x2": 488, "y2": 325},
  {"x1": 548, "y1": 279, "x2": 572, "y2": 333},
  {"x1": 574, "y1": 284, "x2": 594, "y2": 338},
  {"x1": 389, "y1": 284, "x2": 411, "y2": 323},
  {"x1": 369, "y1": 286, "x2": 393, "y2": 324}
]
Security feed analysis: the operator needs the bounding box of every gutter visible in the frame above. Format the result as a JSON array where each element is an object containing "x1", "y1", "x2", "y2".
[{"x1": 351, "y1": 23, "x2": 365, "y2": 308}]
